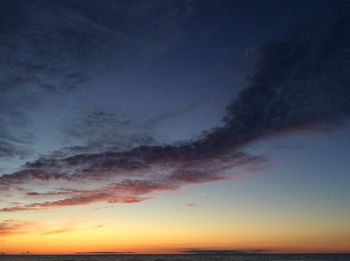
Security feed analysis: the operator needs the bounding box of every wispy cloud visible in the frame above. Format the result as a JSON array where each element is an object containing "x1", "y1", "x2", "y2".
[
  {"x1": 40, "y1": 223, "x2": 104, "y2": 236},
  {"x1": 0, "y1": 0, "x2": 195, "y2": 162},
  {"x1": 41, "y1": 228, "x2": 76, "y2": 236},
  {"x1": 0, "y1": 220, "x2": 36, "y2": 237}
]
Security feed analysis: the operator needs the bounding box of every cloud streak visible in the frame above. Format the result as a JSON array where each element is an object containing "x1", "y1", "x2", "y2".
[
  {"x1": 0, "y1": 220, "x2": 35, "y2": 237},
  {"x1": 0, "y1": 152, "x2": 261, "y2": 212}
]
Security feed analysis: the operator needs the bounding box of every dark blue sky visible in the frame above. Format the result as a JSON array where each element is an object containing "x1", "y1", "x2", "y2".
[
  {"x1": 0, "y1": 0, "x2": 349, "y2": 237},
  {"x1": 0, "y1": 0, "x2": 343, "y2": 162}
]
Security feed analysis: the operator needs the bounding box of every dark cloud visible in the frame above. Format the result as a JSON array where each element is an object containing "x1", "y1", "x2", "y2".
[
  {"x1": 61, "y1": 101, "x2": 209, "y2": 152},
  {"x1": 179, "y1": 248, "x2": 270, "y2": 255},
  {"x1": 0, "y1": 155, "x2": 261, "y2": 212},
  {"x1": 0, "y1": 150, "x2": 264, "y2": 211},
  {"x1": 26, "y1": 191, "x2": 79, "y2": 197},
  {"x1": 64, "y1": 111, "x2": 156, "y2": 153},
  {"x1": 0, "y1": 4, "x2": 349, "y2": 211},
  {"x1": 62, "y1": 101, "x2": 210, "y2": 154},
  {"x1": 0, "y1": 148, "x2": 265, "y2": 211}
]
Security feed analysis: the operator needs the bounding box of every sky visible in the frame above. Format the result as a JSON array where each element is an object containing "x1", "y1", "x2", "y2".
[{"x1": 0, "y1": 0, "x2": 350, "y2": 255}]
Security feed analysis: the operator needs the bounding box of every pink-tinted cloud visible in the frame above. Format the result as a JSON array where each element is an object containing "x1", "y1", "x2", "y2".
[
  {"x1": 0, "y1": 151, "x2": 264, "y2": 212},
  {"x1": 0, "y1": 194, "x2": 146, "y2": 212}
]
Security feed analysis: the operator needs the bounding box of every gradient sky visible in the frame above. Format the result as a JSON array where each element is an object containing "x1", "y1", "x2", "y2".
[{"x1": 1, "y1": 0, "x2": 350, "y2": 255}]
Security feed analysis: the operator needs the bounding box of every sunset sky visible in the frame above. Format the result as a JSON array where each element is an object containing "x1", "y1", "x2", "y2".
[{"x1": 1, "y1": 0, "x2": 350, "y2": 255}]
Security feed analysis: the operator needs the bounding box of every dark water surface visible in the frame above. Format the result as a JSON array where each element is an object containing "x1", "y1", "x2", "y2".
[{"x1": 0, "y1": 255, "x2": 349, "y2": 261}]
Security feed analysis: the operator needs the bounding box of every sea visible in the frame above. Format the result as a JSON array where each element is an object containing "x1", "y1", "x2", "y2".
[{"x1": 0, "y1": 255, "x2": 349, "y2": 261}]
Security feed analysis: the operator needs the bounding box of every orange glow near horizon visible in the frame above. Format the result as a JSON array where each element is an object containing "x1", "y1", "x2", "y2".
[
  {"x1": 1, "y1": 190, "x2": 350, "y2": 255},
  {"x1": 1, "y1": 157, "x2": 350, "y2": 256}
]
